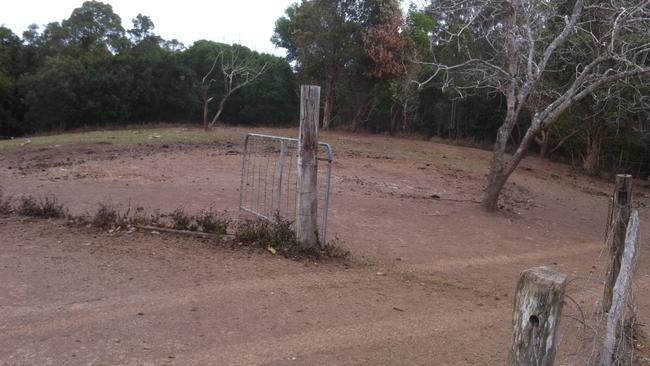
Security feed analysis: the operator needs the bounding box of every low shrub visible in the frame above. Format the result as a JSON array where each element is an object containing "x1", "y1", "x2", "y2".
[
  {"x1": 234, "y1": 214, "x2": 349, "y2": 260},
  {"x1": 194, "y1": 209, "x2": 230, "y2": 234},
  {"x1": 17, "y1": 195, "x2": 66, "y2": 218},
  {"x1": 170, "y1": 208, "x2": 192, "y2": 230},
  {"x1": 93, "y1": 203, "x2": 121, "y2": 229},
  {"x1": 0, "y1": 191, "x2": 12, "y2": 215}
]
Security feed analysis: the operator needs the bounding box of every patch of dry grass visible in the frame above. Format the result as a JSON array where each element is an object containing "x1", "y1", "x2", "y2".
[{"x1": 15, "y1": 195, "x2": 66, "y2": 218}]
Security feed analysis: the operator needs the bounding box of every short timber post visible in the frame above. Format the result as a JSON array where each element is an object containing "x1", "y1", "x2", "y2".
[
  {"x1": 603, "y1": 174, "x2": 633, "y2": 312},
  {"x1": 507, "y1": 267, "x2": 568, "y2": 366},
  {"x1": 601, "y1": 210, "x2": 640, "y2": 366},
  {"x1": 296, "y1": 85, "x2": 320, "y2": 248}
]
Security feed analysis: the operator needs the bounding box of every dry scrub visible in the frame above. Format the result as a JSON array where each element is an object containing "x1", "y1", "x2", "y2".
[
  {"x1": 15, "y1": 195, "x2": 66, "y2": 218},
  {"x1": 235, "y1": 215, "x2": 349, "y2": 260},
  {"x1": 0, "y1": 190, "x2": 12, "y2": 215},
  {"x1": 3, "y1": 193, "x2": 347, "y2": 260}
]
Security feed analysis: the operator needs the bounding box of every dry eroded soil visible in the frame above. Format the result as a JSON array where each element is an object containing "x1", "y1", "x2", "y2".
[{"x1": 1, "y1": 127, "x2": 649, "y2": 365}]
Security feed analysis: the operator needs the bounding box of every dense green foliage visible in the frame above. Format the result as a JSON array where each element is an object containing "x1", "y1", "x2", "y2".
[
  {"x1": 0, "y1": 0, "x2": 646, "y2": 177},
  {"x1": 0, "y1": 1, "x2": 298, "y2": 137},
  {"x1": 270, "y1": 1, "x2": 507, "y2": 137},
  {"x1": 272, "y1": 0, "x2": 647, "y2": 177}
]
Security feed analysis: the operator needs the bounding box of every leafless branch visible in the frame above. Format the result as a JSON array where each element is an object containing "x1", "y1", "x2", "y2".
[{"x1": 200, "y1": 47, "x2": 268, "y2": 130}]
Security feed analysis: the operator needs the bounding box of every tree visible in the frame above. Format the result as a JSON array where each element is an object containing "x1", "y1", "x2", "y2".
[
  {"x1": 0, "y1": 27, "x2": 23, "y2": 136},
  {"x1": 62, "y1": 1, "x2": 127, "y2": 53},
  {"x1": 19, "y1": 56, "x2": 85, "y2": 131},
  {"x1": 128, "y1": 14, "x2": 156, "y2": 44},
  {"x1": 0, "y1": 27, "x2": 21, "y2": 95},
  {"x1": 272, "y1": 0, "x2": 359, "y2": 129},
  {"x1": 358, "y1": 0, "x2": 408, "y2": 80},
  {"x1": 578, "y1": 79, "x2": 649, "y2": 175},
  {"x1": 387, "y1": 5, "x2": 435, "y2": 134},
  {"x1": 421, "y1": 0, "x2": 650, "y2": 210},
  {"x1": 34, "y1": 22, "x2": 70, "y2": 58},
  {"x1": 200, "y1": 46, "x2": 268, "y2": 130},
  {"x1": 1, "y1": 4, "x2": 298, "y2": 135},
  {"x1": 349, "y1": 0, "x2": 410, "y2": 132}
]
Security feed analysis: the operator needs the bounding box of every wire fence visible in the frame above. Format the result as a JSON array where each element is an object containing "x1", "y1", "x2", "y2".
[
  {"x1": 239, "y1": 133, "x2": 333, "y2": 244},
  {"x1": 554, "y1": 197, "x2": 641, "y2": 365}
]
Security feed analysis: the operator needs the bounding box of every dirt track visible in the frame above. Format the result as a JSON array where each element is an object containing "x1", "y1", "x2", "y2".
[{"x1": 1, "y1": 127, "x2": 649, "y2": 365}]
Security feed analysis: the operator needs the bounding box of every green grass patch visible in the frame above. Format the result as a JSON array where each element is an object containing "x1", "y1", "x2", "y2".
[{"x1": 0, "y1": 125, "x2": 255, "y2": 150}]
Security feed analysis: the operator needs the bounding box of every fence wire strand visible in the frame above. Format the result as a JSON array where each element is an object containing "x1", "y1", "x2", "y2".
[{"x1": 555, "y1": 196, "x2": 641, "y2": 365}]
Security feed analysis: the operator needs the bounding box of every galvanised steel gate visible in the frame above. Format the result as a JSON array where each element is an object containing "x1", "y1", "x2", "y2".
[{"x1": 239, "y1": 133, "x2": 333, "y2": 245}]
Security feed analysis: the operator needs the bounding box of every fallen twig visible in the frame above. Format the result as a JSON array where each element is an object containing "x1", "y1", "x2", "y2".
[{"x1": 135, "y1": 225, "x2": 234, "y2": 240}]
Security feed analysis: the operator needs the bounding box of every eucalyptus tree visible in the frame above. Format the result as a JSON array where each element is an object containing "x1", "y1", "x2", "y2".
[
  {"x1": 128, "y1": 14, "x2": 157, "y2": 45},
  {"x1": 63, "y1": 0, "x2": 127, "y2": 53},
  {"x1": 387, "y1": 5, "x2": 435, "y2": 134},
  {"x1": 420, "y1": 0, "x2": 650, "y2": 210},
  {"x1": 0, "y1": 27, "x2": 23, "y2": 136},
  {"x1": 272, "y1": 0, "x2": 359, "y2": 129},
  {"x1": 350, "y1": 0, "x2": 410, "y2": 132}
]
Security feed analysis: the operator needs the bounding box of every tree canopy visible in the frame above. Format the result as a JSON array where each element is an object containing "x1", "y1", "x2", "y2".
[
  {"x1": 0, "y1": 0, "x2": 647, "y2": 181},
  {"x1": 0, "y1": 1, "x2": 298, "y2": 137}
]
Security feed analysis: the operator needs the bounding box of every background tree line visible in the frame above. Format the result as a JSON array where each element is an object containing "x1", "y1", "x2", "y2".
[
  {"x1": 271, "y1": 0, "x2": 648, "y2": 184},
  {"x1": 0, "y1": 0, "x2": 647, "y2": 182},
  {"x1": 0, "y1": 1, "x2": 298, "y2": 137}
]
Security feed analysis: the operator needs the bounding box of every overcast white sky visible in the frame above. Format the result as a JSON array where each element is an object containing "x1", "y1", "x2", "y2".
[{"x1": 1, "y1": 0, "x2": 296, "y2": 56}]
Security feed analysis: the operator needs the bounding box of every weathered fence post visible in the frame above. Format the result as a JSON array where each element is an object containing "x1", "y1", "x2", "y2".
[
  {"x1": 603, "y1": 174, "x2": 633, "y2": 312},
  {"x1": 296, "y1": 85, "x2": 320, "y2": 248},
  {"x1": 508, "y1": 267, "x2": 568, "y2": 366},
  {"x1": 601, "y1": 210, "x2": 640, "y2": 366}
]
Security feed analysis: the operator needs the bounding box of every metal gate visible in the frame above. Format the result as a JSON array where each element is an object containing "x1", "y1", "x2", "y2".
[{"x1": 239, "y1": 133, "x2": 333, "y2": 244}]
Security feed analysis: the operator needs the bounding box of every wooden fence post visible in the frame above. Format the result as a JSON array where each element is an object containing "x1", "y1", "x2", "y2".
[
  {"x1": 601, "y1": 210, "x2": 640, "y2": 366},
  {"x1": 296, "y1": 85, "x2": 320, "y2": 248},
  {"x1": 603, "y1": 174, "x2": 633, "y2": 312},
  {"x1": 508, "y1": 267, "x2": 568, "y2": 366}
]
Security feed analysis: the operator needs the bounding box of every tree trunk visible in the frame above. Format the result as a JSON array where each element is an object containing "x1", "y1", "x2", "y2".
[
  {"x1": 535, "y1": 129, "x2": 551, "y2": 159},
  {"x1": 351, "y1": 97, "x2": 370, "y2": 133},
  {"x1": 203, "y1": 99, "x2": 209, "y2": 131},
  {"x1": 583, "y1": 125, "x2": 603, "y2": 175},
  {"x1": 483, "y1": 108, "x2": 518, "y2": 211},
  {"x1": 485, "y1": 174, "x2": 508, "y2": 209},
  {"x1": 402, "y1": 100, "x2": 409, "y2": 132},
  {"x1": 322, "y1": 77, "x2": 335, "y2": 130},
  {"x1": 389, "y1": 104, "x2": 398, "y2": 136},
  {"x1": 207, "y1": 97, "x2": 227, "y2": 131}
]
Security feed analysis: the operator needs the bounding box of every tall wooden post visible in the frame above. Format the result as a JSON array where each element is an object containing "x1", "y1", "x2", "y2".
[
  {"x1": 296, "y1": 85, "x2": 320, "y2": 248},
  {"x1": 601, "y1": 210, "x2": 640, "y2": 366},
  {"x1": 508, "y1": 267, "x2": 568, "y2": 366},
  {"x1": 603, "y1": 174, "x2": 633, "y2": 312}
]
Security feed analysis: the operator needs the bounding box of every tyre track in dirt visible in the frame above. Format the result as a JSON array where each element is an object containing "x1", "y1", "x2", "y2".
[
  {"x1": 1, "y1": 221, "x2": 601, "y2": 366},
  {"x1": 0, "y1": 270, "x2": 359, "y2": 335},
  {"x1": 394, "y1": 241, "x2": 603, "y2": 274},
  {"x1": 1, "y1": 235, "x2": 601, "y2": 332},
  {"x1": 160, "y1": 307, "x2": 504, "y2": 366}
]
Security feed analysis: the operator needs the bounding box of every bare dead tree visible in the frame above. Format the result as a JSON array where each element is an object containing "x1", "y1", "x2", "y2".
[
  {"x1": 417, "y1": 0, "x2": 650, "y2": 210},
  {"x1": 201, "y1": 48, "x2": 268, "y2": 131},
  {"x1": 201, "y1": 57, "x2": 218, "y2": 128}
]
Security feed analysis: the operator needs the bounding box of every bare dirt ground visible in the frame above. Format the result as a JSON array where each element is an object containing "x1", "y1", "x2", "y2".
[{"x1": 1, "y1": 126, "x2": 649, "y2": 365}]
